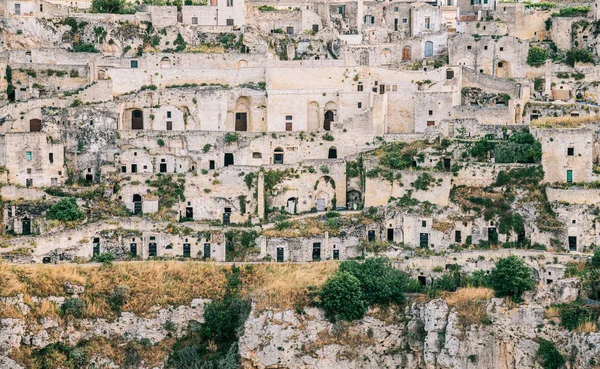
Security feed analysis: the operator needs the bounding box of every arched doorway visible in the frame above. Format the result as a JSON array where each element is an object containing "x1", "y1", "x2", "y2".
[
  {"x1": 347, "y1": 190, "x2": 362, "y2": 210},
  {"x1": 29, "y1": 119, "x2": 42, "y2": 132},
  {"x1": 286, "y1": 197, "x2": 296, "y2": 214},
  {"x1": 402, "y1": 46, "x2": 411, "y2": 61},
  {"x1": 328, "y1": 147, "x2": 337, "y2": 159},
  {"x1": 273, "y1": 147, "x2": 284, "y2": 164},
  {"x1": 324, "y1": 111, "x2": 334, "y2": 131},
  {"x1": 237, "y1": 60, "x2": 248, "y2": 69},
  {"x1": 315, "y1": 176, "x2": 336, "y2": 211},
  {"x1": 160, "y1": 57, "x2": 171, "y2": 69},
  {"x1": 132, "y1": 110, "x2": 143, "y2": 130},
  {"x1": 133, "y1": 194, "x2": 142, "y2": 214},
  {"x1": 22, "y1": 218, "x2": 31, "y2": 235},
  {"x1": 235, "y1": 97, "x2": 250, "y2": 131},
  {"x1": 359, "y1": 51, "x2": 369, "y2": 66}
]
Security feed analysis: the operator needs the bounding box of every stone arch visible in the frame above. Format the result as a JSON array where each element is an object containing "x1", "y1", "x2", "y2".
[
  {"x1": 359, "y1": 51, "x2": 369, "y2": 66},
  {"x1": 235, "y1": 96, "x2": 251, "y2": 131},
  {"x1": 29, "y1": 119, "x2": 42, "y2": 132},
  {"x1": 402, "y1": 46, "x2": 411, "y2": 61},
  {"x1": 496, "y1": 60, "x2": 510, "y2": 78},
  {"x1": 328, "y1": 146, "x2": 337, "y2": 159},
  {"x1": 307, "y1": 101, "x2": 320, "y2": 131},
  {"x1": 273, "y1": 147, "x2": 284, "y2": 164},
  {"x1": 381, "y1": 48, "x2": 392, "y2": 65},
  {"x1": 324, "y1": 101, "x2": 337, "y2": 131},
  {"x1": 237, "y1": 60, "x2": 248, "y2": 69},
  {"x1": 160, "y1": 57, "x2": 172, "y2": 69},
  {"x1": 424, "y1": 41, "x2": 433, "y2": 57},
  {"x1": 314, "y1": 175, "x2": 336, "y2": 211}
]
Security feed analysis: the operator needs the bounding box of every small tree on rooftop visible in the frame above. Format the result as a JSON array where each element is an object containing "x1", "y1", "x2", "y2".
[{"x1": 490, "y1": 255, "x2": 536, "y2": 301}]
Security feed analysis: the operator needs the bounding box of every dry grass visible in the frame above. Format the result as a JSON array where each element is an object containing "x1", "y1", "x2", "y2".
[
  {"x1": 0, "y1": 261, "x2": 340, "y2": 318},
  {"x1": 303, "y1": 325, "x2": 375, "y2": 357},
  {"x1": 184, "y1": 44, "x2": 226, "y2": 53},
  {"x1": 530, "y1": 115, "x2": 599, "y2": 129},
  {"x1": 444, "y1": 287, "x2": 494, "y2": 326},
  {"x1": 576, "y1": 320, "x2": 598, "y2": 333},
  {"x1": 544, "y1": 306, "x2": 560, "y2": 319},
  {"x1": 249, "y1": 262, "x2": 338, "y2": 310}
]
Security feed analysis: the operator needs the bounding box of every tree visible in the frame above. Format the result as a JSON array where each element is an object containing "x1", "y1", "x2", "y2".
[
  {"x1": 537, "y1": 339, "x2": 565, "y2": 369},
  {"x1": 339, "y1": 257, "x2": 407, "y2": 305},
  {"x1": 591, "y1": 249, "x2": 600, "y2": 268},
  {"x1": 91, "y1": 0, "x2": 127, "y2": 13},
  {"x1": 47, "y1": 198, "x2": 84, "y2": 222},
  {"x1": 320, "y1": 271, "x2": 367, "y2": 322},
  {"x1": 565, "y1": 48, "x2": 594, "y2": 67},
  {"x1": 490, "y1": 255, "x2": 536, "y2": 301},
  {"x1": 527, "y1": 46, "x2": 548, "y2": 67}
]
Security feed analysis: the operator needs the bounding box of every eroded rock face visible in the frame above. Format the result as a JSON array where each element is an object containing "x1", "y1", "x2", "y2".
[
  {"x1": 239, "y1": 297, "x2": 600, "y2": 369},
  {"x1": 534, "y1": 278, "x2": 581, "y2": 307}
]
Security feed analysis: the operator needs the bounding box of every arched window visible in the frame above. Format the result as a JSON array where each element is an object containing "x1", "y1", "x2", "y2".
[
  {"x1": 324, "y1": 111, "x2": 334, "y2": 131},
  {"x1": 328, "y1": 147, "x2": 337, "y2": 159},
  {"x1": 160, "y1": 57, "x2": 171, "y2": 69},
  {"x1": 446, "y1": 68, "x2": 454, "y2": 80}
]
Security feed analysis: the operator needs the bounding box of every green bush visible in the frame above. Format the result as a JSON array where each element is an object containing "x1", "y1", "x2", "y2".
[
  {"x1": 320, "y1": 271, "x2": 367, "y2": 322},
  {"x1": 494, "y1": 129, "x2": 541, "y2": 164},
  {"x1": 91, "y1": 0, "x2": 132, "y2": 13},
  {"x1": 109, "y1": 285, "x2": 130, "y2": 314},
  {"x1": 565, "y1": 48, "x2": 594, "y2": 67},
  {"x1": 591, "y1": 249, "x2": 600, "y2": 268},
  {"x1": 62, "y1": 298, "x2": 85, "y2": 318},
  {"x1": 495, "y1": 166, "x2": 544, "y2": 186},
  {"x1": 224, "y1": 132, "x2": 239, "y2": 144},
  {"x1": 557, "y1": 302, "x2": 599, "y2": 330},
  {"x1": 490, "y1": 255, "x2": 536, "y2": 301},
  {"x1": 537, "y1": 339, "x2": 565, "y2": 369},
  {"x1": 527, "y1": 46, "x2": 548, "y2": 66},
  {"x1": 339, "y1": 257, "x2": 407, "y2": 306},
  {"x1": 47, "y1": 198, "x2": 84, "y2": 222},
  {"x1": 73, "y1": 43, "x2": 99, "y2": 53},
  {"x1": 92, "y1": 252, "x2": 115, "y2": 265}
]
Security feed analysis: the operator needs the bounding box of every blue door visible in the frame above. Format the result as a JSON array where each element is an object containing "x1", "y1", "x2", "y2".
[{"x1": 424, "y1": 41, "x2": 433, "y2": 57}]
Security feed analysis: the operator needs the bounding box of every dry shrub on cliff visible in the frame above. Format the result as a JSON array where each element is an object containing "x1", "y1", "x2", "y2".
[
  {"x1": 444, "y1": 287, "x2": 494, "y2": 326},
  {"x1": 0, "y1": 261, "x2": 339, "y2": 318},
  {"x1": 250, "y1": 262, "x2": 338, "y2": 310},
  {"x1": 576, "y1": 320, "x2": 598, "y2": 333}
]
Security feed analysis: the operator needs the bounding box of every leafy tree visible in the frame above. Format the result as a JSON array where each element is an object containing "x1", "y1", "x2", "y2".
[
  {"x1": 537, "y1": 339, "x2": 565, "y2": 369},
  {"x1": 565, "y1": 48, "x2": 594, "y2": 67},
  {"x1": 591, "y1": 249, "x2": 600, "y2": 268},
  {"x1": 527, "y1": 46, "x2": 548, "y2": 66},
  {"x1": 339, "y1": 257, "x2": 407, "y2": 306},
  {"x1": 490, "y1": 255, "x2": 536, "y2": 301},
  {"x1": 91, "y1": 0, "x2": 128, "y2": 13},
  {"x1": 47, "y1": 198, "x2": 84, "y2": 222},
  {"x1": 320, "y1": 271, "x2": 367, "y2": 322}
]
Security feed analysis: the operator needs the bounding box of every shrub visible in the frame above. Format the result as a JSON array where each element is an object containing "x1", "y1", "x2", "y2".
[
  {"x1": 494, "y1": 129, "x2": 541, "y2": 164},
  {"x1": 62, "y1": 297, "x2": 85, "y2": 318},
  {"x1": 109, "y1": 285, "x2": 130, "y2": 313},
  {"x1": 157, "y1": 138, "x2": 165, "y2": 147},
  {"x1": 490, "y1": 255, "x2": 536, "y2": 301},
  {"x1": 565, "y1": 48, "x2": 594, "y2": 67},
  {"x1": 557, "y1": 302, "x2": 599, "y2": 330},
  {"x1": 537, "y1": 339, "x2": 564, "y2": 369},
  {"x1": 591, "y1": 249, "x2": 600, "y2": 268},
  {"x1": 73, "y1": 43, "x2": 99, "y2": 53},
  {"x1": 47, "y1": 198, "x2": 83, "y2": 222},
  {"x1": 527, "y1": 46, "x2": 548, "y2": 67},
  {"x1": 92, "y1": 252, "x2": 115, "y2": 265},
  {"x1": 322, "y1": 133, "x2": 334, "y2": 141},
  {"x1": 339, "y1": 257, "x2": 407, "y2": 306},
  {"x1": 320, "y1": 271, "x2": 367, "y2": 321},
  {"x1": 224, "y1": 132, "x2": 239, "y2": 144}
]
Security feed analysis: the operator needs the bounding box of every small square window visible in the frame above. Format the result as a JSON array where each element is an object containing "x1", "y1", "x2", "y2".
[
  {"x1": 498, "y1": 62, "x2": 503, "y2": 67},
  {"x1": 421, "y1": 220, "x2": 426, "y2": 227},
  {"x1": 402, "y1": 18, "x2": 407, "y2": 23},
  {"x1": 27, "y1": 168, "x2": 31, "y2": 174},
  {"x1": 192, "y1": 17, "x2": 198, "y2": 25},
  {"x1": 567, "y1": 147, "x2": 574, "y2": 156},
  {"x1": 226, "y1": 19, "x2": 234, "y2": 26},
  {"x1": 130, "y1": 60, "x2": 138, "y2": 68},
  {"x1": 500, "y1": 47, "x2": 504, "y2": 51},
  {"x1": 357, "y1": 84, "x2": 363, "y2": 92},
  {"x1": 484, "y1": 46, "x2": 488, "y2": 50},
  {"x1": 428, "y1": 110, "x2": 433, "y2": 116},
  {"x1": 572, "y1": 219, "x2": 576, "y2": 224},
  {"x1": 467, "y1": 45, "x2": 472, "y2": 50},
  {"x1": 167, "y1": 111, "x2": 172, "y2": 118},
  {"x1": 358, "y1": 102, "x2": 362, "y2": 108}
]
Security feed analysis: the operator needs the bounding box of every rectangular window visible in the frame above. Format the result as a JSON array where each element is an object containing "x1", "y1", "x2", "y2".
[
  {"x1": 166, "y1": 121, "x2": 172, "y2": 130},
  {"x1": 338, "y1": 6, "x2": 345, "y2": 14},
  {"x1": 467, "y1": 45, "x2": 472, "y2": 50},
  {"x1": 130, "y1": 60, "x2": 138, "y2": 68},
  {"x1": 421, "y1": 220, "x2": 426, "y2": 227},
  {"x1": 428, "y1": 110, "x2": 433, "y2": 116},
  {"x1": 167, "y1": 111, "x2": 172, "y2": 118},
  {"x1": 358, "y1": 102, "x2": 362, "y2": 108},
  {"x1": 357, "y1": 84, "x2": 363, "y2": 92},
  {"x1": 209, "y1": 160, "x2": 215, "y2": 170},
  {"x1": 51, "y1": 178, "x2": 57, "y2": 186},
  {"x1": 226, "y1": 19, "x2": 234, "y2": 26},
  {"x1": 567, "y1": 147, "x2": 574, "y2": 156},
  {"x1": 227, "y1": 0, "x2": 233, "y2": 6},
  {"x1": 500, "y1": 47, "x2": 504, "y2": 51},
  {"x1": 402, "y1": 18, "x2": 407, "y2": 24},
  {"x1": 15, "y1": 4, "x2": 20, "y2": 15},
  {"x1": 425, "y1": 17, "x2": 431, "y2": 30},
  {"x1": 286, "y1": 115, "x2": 292, "y2": 120},
  {"x1": 286, "y1": 27, "x2": 294, "y2": 34},
  {"x1": 49, "y1": 153, "x2": 54, "y2": 163},
  {"x1": 26, "y1": 151, "x2": 32, "y2": 161},
  {"x1": 455, "y1": 230, "x2": 462, "y2": 243},
  {"x1": 192, "y1": 17, "x2": 198, "y2": 25}
]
